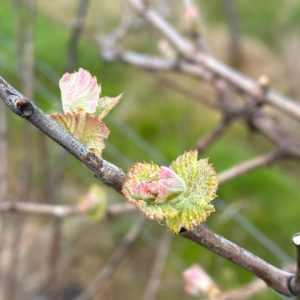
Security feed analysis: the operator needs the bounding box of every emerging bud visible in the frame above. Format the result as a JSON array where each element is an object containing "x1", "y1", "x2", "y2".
[
  {"x1": 130, "y1": 166, "x2": 186, "y2": 203},
  {"x1": 183, "y1": 264, "x2": 219, "y2": 297},
  {"x1": 123, "y1": 151, "x2": 218, "y2": 233}
]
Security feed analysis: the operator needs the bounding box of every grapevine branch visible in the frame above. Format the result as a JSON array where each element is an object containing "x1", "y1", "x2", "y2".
[{"x1": 1, "y1": 75, "x2": 300, "y2": 297}]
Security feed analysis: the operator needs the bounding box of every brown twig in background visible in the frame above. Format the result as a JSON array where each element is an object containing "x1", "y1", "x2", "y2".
[
  {"x1": 222, "y1": 0, "x2": 243, "y2": 67},
  {"x1": 65, "y1": 0, "x2": 91, "y2": 71},
  {"x1": 218, "y1": 150, "x2": 284, "y2": 184},
  {"x1": 196, "y1": 117, "x2": 231, "y2": 154},
  {"x1": 154, "y1": 73, "x2": 218, "y2": 109},
  {"x1": 48, "y1": 217, "x2": 63, "y2": 299},
  {"x1": 0, "y1": 102, "x2": 8, "y2": 291},
  {"x1": 0, "y1": 103, "x2": 7, "y2": 201},
  {"x1": 5, "y1": 1, "x2": 36, "y2": 299},
  {"x1": 211, "y1": 279, "x2": 266, "y2": 300},
  {"x1": 0, "y1": 200, "x2": 135, "y2": 218},
  {"x1": 142, "y1": 231, "x2": 173, "y2": 300},
  {"x1": 74, "y1": 217, "x2": 144, "y2": 300}
]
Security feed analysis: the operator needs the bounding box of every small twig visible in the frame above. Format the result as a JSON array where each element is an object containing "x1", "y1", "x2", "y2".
[
  {"x1": 154, "y1": 74, "x2": 218, "y2": 109},
  {"x1": 0, "y1": 102, "x2": 7, "y2": 201},
  {"x1": 196, "y1": 117, "x2": 231, "y2": 154},
  {"x1": 0, "y1": 201, "x2": 135, "y2": 218},
  {"x1": 48, "y1": 217, "x2": 63, "y2": 300},
  {"x1": 218, "y1": 150, "x2": 284, "y2": 184},
  {"x1": 74, "y1": 217, "x2": 144, "y2": 300},
  {"x1": 142, "y1": 231, "x2": 172, "y2": 300},
  {"x1": 65, "y1": 0, "x2": 91, "y2": 71},
  {"x1": 101, "y1": 5, "x2": 136, "y2": 59},
  {"x1": 0, "y1": 102, "x2": 7, "y2": 289},
  {"x1": 211, "y1": 279, "x2": 266, "y2": 300},
  {"x1": 222, "y1": 0, "x2": 243, "y2": 67},
  {"x1": 5, "y1": 1, "x2": 36, "y2": 298}
]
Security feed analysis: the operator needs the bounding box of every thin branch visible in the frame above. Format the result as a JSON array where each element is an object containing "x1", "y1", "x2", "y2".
[
  {"x1": 48, "y1": 217, "x2": 63, "y2": 299},
  {"x1": 218, "y1": 150, "x2": 284, "y2": 184},
  {"x1": 154, "y1": 73, "x2": 218, "y2": 109},
  {"x1": 0, "y1": 103, "x2": 7, "y2": 283},
  {"x1": 0, "y1": 200, "x2": 135, "y2": 218},
  {"x1": 0, "y1": 75, "x2": 298, "y2": 297},
  {"x1": 222, "y1": 0, "x2": 243, "y2": 67},
  {"x1": 179, "y1": 225, "x2": 293, "y2": 296},
  {"x1": 0, "y1": 102, "x2": 8, "y2": 201},
  {"x1": 127, "y1": 0, "x2": 300, "y2": 121},
  {"x1": 75, "y1": 217, "x2": 144, "y2": 300},
  {"x1": 196, "y1": 117, "x2": 231, "y2": 154},
  {"x1": 5, "y1": 1, "x2": 36, "y2": 298},
  {"x1": 211, "y1": 279, "x2": 266, "y2": 300},
  {"x1": 143, "y1": 231, "x2": 172, "y2": 300},
  {"x1": 65, "y1": 0, "x2": 91, "y2": 71}
]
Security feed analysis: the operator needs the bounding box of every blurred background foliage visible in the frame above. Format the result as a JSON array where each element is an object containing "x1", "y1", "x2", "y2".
[{"x1": 1, "y1": 0, "x2": 300, "y2": 299}]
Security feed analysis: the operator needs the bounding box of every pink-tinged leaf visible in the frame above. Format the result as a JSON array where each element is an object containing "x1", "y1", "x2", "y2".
[
  {"x1": 183, "y1": 264, "x2": 219, "y2": 297},
  {"x1": 59, "y1": 68, "x2": 101, "y2": 113},
  {"x1": 95, "y1": 94, "x2": 123, "y2": 120},
  {"x1": 50, "y1": 112, "x2": 109, "y2": 156}
]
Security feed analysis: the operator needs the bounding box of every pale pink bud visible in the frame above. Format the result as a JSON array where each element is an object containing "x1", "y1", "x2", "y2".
[
  {"x1": 59, "y1": 68, "x2": 101, "y2": 113},
  {"x1": 183, "y1": 264, "x2": 219, "y2": 297},
  {"x1": 130, "y1": 167, "x2": 185, "y2": 202}
]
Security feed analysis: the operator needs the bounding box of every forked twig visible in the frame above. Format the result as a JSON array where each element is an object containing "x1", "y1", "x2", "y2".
[
  {"x1": 143, "y1": 231, "x2": 173, "y2": 300},
  {"x1": 75, "y1": 217, "x2": 144, "y2": 300}
]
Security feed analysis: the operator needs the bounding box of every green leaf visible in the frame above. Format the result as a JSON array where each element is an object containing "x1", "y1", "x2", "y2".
[
  {"x1": 95, "y1": 94, "x2": 123, "y2": 120},
  {"x1": 123, "y1": 151, "x2": 218, "y2": 233}
]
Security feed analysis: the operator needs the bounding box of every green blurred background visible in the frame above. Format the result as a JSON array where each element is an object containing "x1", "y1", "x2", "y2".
[{"x1": 1, "y1": 0, "x2": 300, "y2": 299}]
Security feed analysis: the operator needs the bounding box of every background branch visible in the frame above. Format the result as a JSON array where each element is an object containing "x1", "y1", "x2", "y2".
[{"x1": 75, "y1": 217, "x2": 144, "y2": 300}]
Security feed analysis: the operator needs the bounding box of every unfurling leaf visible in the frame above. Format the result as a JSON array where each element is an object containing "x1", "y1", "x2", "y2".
[
  {"x1": 59, "y1": 68, "x2": 101, "y2": 113},
  {"x1": 50, "y1": 68, "x2": 122, "y2": 156},
  {"x1": 123, "y1": 151, "x2": 218, "y2": 233},
  {"x1": 95, "y1": 94, "x2": 123, "y2": 120},
  {"x1": 77, "y1": 185, "x2": 107, "y2": 220},
  {"x1": 51, "y1": 113, "x2": 109, "y2": 156}
]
